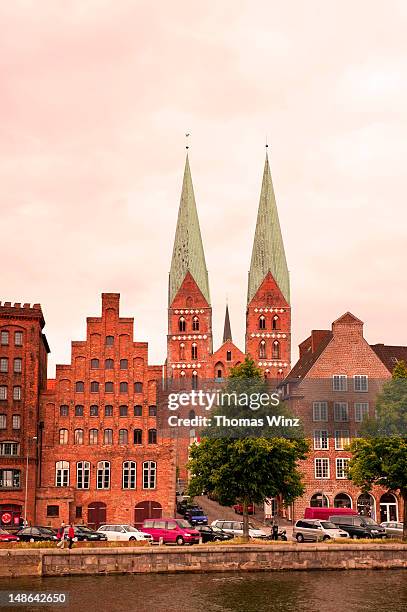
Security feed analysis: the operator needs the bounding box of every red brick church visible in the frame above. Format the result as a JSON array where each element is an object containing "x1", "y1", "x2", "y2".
[{"x1": 0, "y1": 154, "x2": 404, "y2": 528}]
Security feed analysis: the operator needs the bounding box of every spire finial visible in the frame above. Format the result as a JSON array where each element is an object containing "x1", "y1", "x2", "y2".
[
  {"x1": 265, "y1": 135, "x2": 268, "y2": 150},
  {"x1": 185, "y1": 132, "x2": 190, "y2": 150}
]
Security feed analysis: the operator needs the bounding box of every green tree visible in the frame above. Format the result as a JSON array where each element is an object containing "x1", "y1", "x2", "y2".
[{"x1": 348, "y1": 361, "x2": 407, "y2": 540}]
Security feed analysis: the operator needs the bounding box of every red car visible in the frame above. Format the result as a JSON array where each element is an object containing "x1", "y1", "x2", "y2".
[
  {"x1": 0, "y1": 528, "x2": 19, "y2": 542},
  {"x1": 233, "y1": 503, "x2": 255, "y2": 515}
]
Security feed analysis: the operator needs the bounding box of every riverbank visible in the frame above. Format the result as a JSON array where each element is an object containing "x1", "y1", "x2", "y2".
[{"x1": 1, "y1": 543, "x2": 406, "y2": 578}]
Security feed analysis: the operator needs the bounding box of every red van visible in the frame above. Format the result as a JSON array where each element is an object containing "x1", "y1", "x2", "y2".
[
  {"x1": 142, "y1": 518, "x2": 200, "y2": 545},
  {"x1": 304, "y1": 507, "x2": 357, "y2": 521}
]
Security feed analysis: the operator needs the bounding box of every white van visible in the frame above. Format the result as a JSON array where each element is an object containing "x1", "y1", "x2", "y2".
[{"x1": 293, "y1": 519, "x2": 349, "y2": 542}]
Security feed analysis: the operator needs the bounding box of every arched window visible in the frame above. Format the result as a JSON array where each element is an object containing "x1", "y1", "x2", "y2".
[
  {"x1": 259, "y1": 341, "x2": 266, "y2": 359},
  {"x1": 75, "y1": 381, "x2": 84, "y2": 392},
  {"x1": 120, "y1": 359, "x2": 128, "y2": 370},
  {"x1": 104, "y1": 405, "x2": 113, "y2": 416},
  {"x1": 179, "y1": 343, "x2": 185, "y2": 360},
  {"x1": 143, "y1": 461, "x2": 156, "y2": 489},
  {"x1": 105, "y1": 359, "x2": 114, "y2": 369},
  {"x1": 226, "y1": 351, "x2": 232, "y2": 362},
  {"x1": 310, "y1": 493, "x2": 329, "y2": 508},
  {"x1": 90, "y1": 405, "x2": 98, "y2": 417},
  {"x1": 148, "y1": 429, "x2": 157, "y2": 444},
  {"x1": 192, "y1": 371, "x2": 198, "y2": 390},
  {"x1": 74, "y1": 429, "x2": 84, "y2": 445},
  {"x1": 149, "y1": 405, "x2": 157, "y2": 417},
  {"x1": 272, "y1": 315, "x2": 279, "y2": 330},
  {"x1": 191, "y1": 343, "x2": 198, "y2": 360},
  {"x1": 105, "y1": 382, "x2": 114, "y2": 393},
  {"x1": 90, "y1": 381, "x2": 99, "y2": 393},
  {"x1": 120, "y1": 382, "x2": 128, "y2": 393},
  {"x1": 134, "y1": 382, "x2": 143, "y2": 393},
  {"x1": 277, "y1": 369, "x2": 284, "y2": 380},
  {"x1": 60, "y1": 405, "x2": 69, "y2": 417},
  {"x1": 59, "y1": 429, "x2": 68, "y2": 445},
  {"x1": 122, "y1": 461, "x2": 136, "y2": 489},
  {"x1": 105, "y1": 335, "x2": 114, "y2": 346},
  {"x1": 55, "y1": 461, "x2": 69, "y2": 487},
  {"x1": 186, "y1": 296, "x2": 193, "y2": 307},
  {"x1": 119, "y1": 429, "x2": 128, "y2": 444},
  {"x1": 103, "y1": 429, "x2": 113, "y2": 445},
  {"x1": 178, "y1": 317, "x2": 186, "y2": 332},
  {"x1": 75, "y1": 405, "x2": 84, "y2": 416},
  {"x1": 272, "y1": 341, "x2": 280, "y2": 359},
  {"x1": 90, "y1": 358, "x2": 99, "y2": 369},
  {"x1": 264, "y1": 369, "x2": 270, "y2": 379},
  {"x1": 134, "y1": 405, "x2": 142, "y2": 416},
  {"x1": 180, "y1": 370, "x2": 186, "y2": 389},
  {"x1": 266, "y1": 293, "x2": 272, "y2": 306},
  {"x1": 97, "y1": 461, "x2": 110, "y2": 489},
  {"x1": 119, "y1": 405, "x2": 128, "y2": 417},
  {"x1": 334, "y1": 493, "x2": 352, "y2": 508},
  {"x1": 89, "y1": 429, "x2": 98, "y2": 445},
  {"x1": 134, "y1": 429, "x2": 142, "y2": 445},
  {"x1": 259, "y1": 316, "x2": 266, "y2": 330},
  {"x1": 189, "y1": 409, "x2": 196, "y2": 420},
  {"x1": 77, "y1": 461, "x2": 90, "y2": 489},
  {"x1": 192, "y1": 316, "x2": 199, "y2": 331}
]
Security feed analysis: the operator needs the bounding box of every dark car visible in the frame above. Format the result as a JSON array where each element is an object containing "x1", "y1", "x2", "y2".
[
  {"x1": 233, "y1": 503, "x2": 255, "y2": 515},
  {"x1": 195, "y1": 525, "x2": 234, "y2": 542},
  {"x1": 178, "y1": 502, "x2": 202, "y2": 517},
  {"x1": 66, "y1": 526, "x2": 108, "y2": 542},
  {"x1": 0, "y1": 528, "x2": 19, "y2": 542},
  {"x1": 184, "y1": 508, "x2": 208, "y2": 525},
  {"x1": 16, "y1": 526, "x2": 58, "y2": 542},
  {"x1": 329, "y1": 515, "x2": 386, "y2": 539}
]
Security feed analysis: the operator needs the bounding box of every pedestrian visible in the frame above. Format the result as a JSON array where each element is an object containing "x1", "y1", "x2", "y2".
[
  {"x1": 272, "y1": 521, "x2": 279, "y2": 541},
  {"x1": 67, "y1": 524, "x2": 75, "y2": 550},
  {"x1": 56, "y1": 522, "x2": 65, "y2": 549}
]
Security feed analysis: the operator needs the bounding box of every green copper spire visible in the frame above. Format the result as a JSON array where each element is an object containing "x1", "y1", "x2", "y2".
[
  {"x1": 169, "y1": 155, "x2": 210, "y2": 306},
  {"x1": 248, "y1": 154, "x2": 290, "y2": 304}
]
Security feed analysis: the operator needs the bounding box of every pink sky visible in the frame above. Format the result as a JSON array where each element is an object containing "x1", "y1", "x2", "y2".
[{"x1": 1, "y1": 1, "x2": 406, "y2": 375}]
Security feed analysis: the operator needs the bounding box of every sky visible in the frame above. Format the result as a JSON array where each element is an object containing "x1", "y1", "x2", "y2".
[{"x1": 1, "y1": 0, "x2": 406, "y2": 376}]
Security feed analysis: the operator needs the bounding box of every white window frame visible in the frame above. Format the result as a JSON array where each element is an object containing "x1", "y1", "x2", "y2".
[
  {"x1": 313, "y1": 401, "x2": 328, "y2": 422},
  {"x1": 0, "y1": 441, "x2": 20, "y2": 456},
  {"x1": 55, "y1": 461, "x2": 69, "y2": 487},
  {"x1": 143, "y1": 461, "x2": 157, "y2": 489},
  {"x1": 333, "y1": 375, "x2": 347, "y2": 391},
  {"x1": 334, "y1": 402, "x2": 349, "y2": 422},
  {"x1": 354, "y1": 375, "x2": 368, "y2": 392},
  {"x1": 14, "y1": 331, "x2": 23, "y2": 346},
  {"x1": 13, "y1": 386, "x2": 22, "y2": 401},
  {"x1": 76, "y1": 461, "x2": 90, "y2": 489},
  {"x1": 12, "y1": 414, "x2": 20, "y2": 429},
  {"x1": 0, "y1": 386, "x2": 7, "y2": 400},
  {"x1": 355, "y1": 402, "x2": 369, "y2": 422},
  {"x1": 122, "y1": 461, "x2": 137, "y2": 489},
  {"x1": 59, "y1": 429, "x2": 68, "y2": 445},
  {"x1": 0, "y1": 331, "x2": 9, "y2": 345},
  {"x1": 97, "y1": 460, "x2": 110, "y2": 489},
  {"x1": 0, "y1": 414, "x2": 6, "y2": 429},
  {"x1": 314, "y1": 458, "x2": 330, "y2": 479},
  {"x1": 0, "y1": 358, "x2": 8, "y2": 373},
  {"x1": 334, "y1": 430, "x2": 350, "y2": 450},
  {"x1": 13, "y1": 358, "x2": 22, "y2": 373},
  {"x1": 313, "y1": 430, "x2": 329, "y2": 450},
  {"x1": 336, "y1": 458, "x2": 350, "y2": 479}
]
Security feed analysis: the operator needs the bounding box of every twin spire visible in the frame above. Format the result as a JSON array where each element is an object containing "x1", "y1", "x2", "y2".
[{"x1": 169, "y1": 151, "x2": 290, "y2": 315}]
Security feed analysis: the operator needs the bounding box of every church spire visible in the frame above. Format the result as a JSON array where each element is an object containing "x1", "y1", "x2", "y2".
[
  {"x1": 247, "y1": 153, "x2": 290, "y2": 304},
  {"x1": 168, "y1": 154, "x2": 210, "y2": 306},
  {"x1": 223, "y1": 304, "x2": 232, "y2": 343}
]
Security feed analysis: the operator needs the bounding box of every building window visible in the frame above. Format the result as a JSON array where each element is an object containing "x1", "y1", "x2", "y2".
[
  {"x1": 89, "y1": 429, "x2": 98, "y2": 445},
  {"x1": 90, "y1": 359, "x2": 99, "y2": 369},
  {"x1": 90, "y1": 405, "x2": 99, "y2": 417},
  {"x1": 334, "y1": 430, "x2": 350, "y2": 450},
  {"x1": 105, "y1": 359, "x2": 114, "y2": 369},
  {"x1": 192, "y1": 371, "x2": 198, "y2": 390},
  {"x1": 105, "y1": 382, "x2": 114, "y2": 393},
  {"x1": 313, "y1": 430, "x2": 329, "y2": 450},
  {"x1": 60, "y1": 405, "x2": 69, "y2": 417},
  {"x1": 105, "y1": 336, "x2": 114, "y2": 346},
  {"x1": 272, "y1": 341, "x2": 280, "y2": 359},
  {"x1": 134, "y1": 382, "x2": 143, "y2": 393},
  {"x1": 59, "y1": 429, "x2": 68, "y2": 445},
  {"x1": 75, "y1": 405, "x2": 84, "y2": 417},
  {"x1": 97, "y1": 461, "x2": 110, "y2": 489},
  {"x1": 14, "y1": 331, "x2": 23, "y2": 346},
  {"x1": 178, "y1": 317, "x2": 186, "y2": 332},
  {"x1": 226, "y1": 351, "x2": 232, "y2": 362},
  {"x1": 74, "y1": 429, "x2": 84, "y2": 445},
  {"x1": 0, "y1": 331, "x2": 9, "y2": 346},
  {"x1": 103, "y1": 429, "x2": 113, "y2": 445},
  {"x1": 133, "y1": 429, "x2": 142, "y2": 444},
  {"x1": 0, "y1": 442, "x2": 20, "y2": 456},
  {"x1": 104, "y1": 405, "x2": 113, "y2": 416},
  {"x1": 336, "y1": 458, "x2": 350, "y2": 479},
  {"x1": 75, "y1": 506, "x2": 82, "y2": 519},
  {"x1": 13, "y1": 358, "x2": 22, "y2": 374},
  {"x1": 13, "y1": 386, "x2": 21, "y2": 401},
  {"x1": 77, "y1": 461, "x2": 90, "y2": 489},
  {"x1": 12, "y1": 415, "x2": 20, "y2": 429},
  {"x1": 259, "y1": 341, "x2": 266, "y2": 359},
  {"x1": 0, "y1": 469, "x2": 20, "y2": 488},
  {"x1": 315, "y1": 458, "x2": 330, "y2": 479},
  {"x1": 217, "y1": 369, "x2": 222, "y2": 379},
  {"x1": 123, "y1": 461, "x2": 136, "y2": 489},
  {"x1": 334, "y1": 402, "x2": 349, "y2": 422},
  {"x1": 191, "y1": 343, "x2": 198, "y2": 360},
  {"x1": 0, "y1": 386, "x2": 7, "y2": 400},
  {"x1": 55, "y1": 461, "x2": 69, "y2": 487},
  {"x1": 148, "y1": 429, "x2": 157, "y2": 444},
  {"x1": 355, "y1": 402, "x2": 369, "y2": 422},
  {"x1": 119, "y1": 405, "x2": 128, "y2": 417},
  {"x1": 354, "y1": 375, "x2": 368, "y2": 392},
  {"x1": 90, "y1": 381, "x2": 99, "y2": 393},
  {"x1": 134, "y1": 405, "x2": 142, "y2": 417},
  {"x1": 272, "y1": 316, "x2": 279, "y2": 330},
  {"x1": 0, "y1": 414, "x2": 6, "y2": 429},
  {"x1": 75, "y1": 381, "x2": 84, "y2": 392},
  {"x1": 0, "y1": 358, "x2": 8, "y2": 373},
  {"x1": 312, "y1": 401, "x2": 327, "y2": 421},
  {"x1": 149, "y1": 405, "x2": 157, "y2": 417},
  {"x1": 192, "y1": 317, "x2": 199, "y2": 331},
  {"x1": 120, "y1": 359, "x2": 128, "y2": 370},
  {"x1": 120, "y1": 382, "x2": 128, "y2": 393},
  {"x1": 179, "y1": 343, "x2": 185, "y2": 360},
  {"x1": 119, "y1": 429, "x2": 128, "y2": 444},
  {"x1": 259, "y1": 316, "x2": 266, "y2": 330},
  {"x1": 47, "y1": 505, "x2": 59, "y2": 517},
  {"x1": 143, "y1": 461, "x2": 156, "y2": 489},
  {"x1": 333, "y1": 375, "x2": 347, "y2": 391}
]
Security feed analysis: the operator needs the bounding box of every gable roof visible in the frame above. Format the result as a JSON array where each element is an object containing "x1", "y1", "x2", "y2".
[
  {"x1": 286, "y1": 331, "x2": 333, "y2": 380},
  {"x1": 371, "y1": 344, "x2": 407, "y2": 374}
]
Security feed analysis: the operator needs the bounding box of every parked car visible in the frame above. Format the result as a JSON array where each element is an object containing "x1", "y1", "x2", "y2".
[
  {"x1": 293, "y1": 519, "x2": 349, "y2": 543},
  {"x1": 211, "y1": 520, "x2": 267, "y2": 539},
  {"x1": 0, "y1": 528, "x2": 19, "y2": 542},
  {"x1": 67, "y1": 526, "x2": 107, "y2": 542},
  {"x1": 380, "y1": 522, "x2": 404, "y2": 538},
  {"x1": 142, "y1": 518, "x2": 200, "y2": 545},
  {"x1": 97, "y1": 525, "x2": 152, "y2": 542},
  {"x1": 195, "y1": 525, "x2": 234, "y2": 542},
  {"x1": 233, "y1": 503, "x2": 255, "y2": 515},
  {"x1": 329, "y1": 515, "x2": 386, "y2": 539},
  {"x1": 184, "y1": 508, "x2": 208, "y2": 525},
  {"x1": 16, "y1": 526, "x2": 58, "y2": 542}
]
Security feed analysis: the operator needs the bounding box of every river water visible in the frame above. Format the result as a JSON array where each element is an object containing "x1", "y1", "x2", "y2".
[{"x1": 0, "y1": 571, "x2": 405, "y2": 612}]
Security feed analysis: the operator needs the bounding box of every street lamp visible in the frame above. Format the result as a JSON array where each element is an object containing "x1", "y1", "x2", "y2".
[{"x1": 24, "y1": 436, "x2": 37, "y2": 526}]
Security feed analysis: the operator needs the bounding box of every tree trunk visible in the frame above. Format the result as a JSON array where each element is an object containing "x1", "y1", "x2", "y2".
[
  {"x1": 242, "y1": 498, "x2": 250, "y2": 542},
  {"x1": 402, "y1": 489, "x2": 407, "y2": 542}
]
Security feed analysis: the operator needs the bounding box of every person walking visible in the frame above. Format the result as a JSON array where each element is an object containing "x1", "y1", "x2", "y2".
[
  {"x1": 56, "y1": 522, "x2": 66, "y2": 549},
  {"x1": 67, "y1": 524, "x2": 75, "y2": 550}
]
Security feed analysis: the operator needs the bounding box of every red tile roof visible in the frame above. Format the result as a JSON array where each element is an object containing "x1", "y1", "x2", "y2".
[{"x1": 370, "y1": 344, "x2": 407, "y2": 374}]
